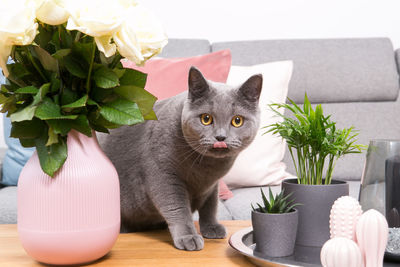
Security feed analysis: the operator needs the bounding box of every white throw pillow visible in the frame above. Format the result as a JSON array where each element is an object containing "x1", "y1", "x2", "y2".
[{"x1": 222, "y1": 61, "x2": 294, "y2": 188}]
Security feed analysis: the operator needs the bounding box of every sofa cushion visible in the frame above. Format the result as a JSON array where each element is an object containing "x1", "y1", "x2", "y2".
[
  {"x1": 122, "y1": 49, "x2": 231, "y2": 100},
  {"x1": 1, "y1": 115, "x2": 34, "y2": 186},
  {"x1": 0, "y1": 186, "x2": 17, "y2": 224},
  {"x1": 159, "y1": 38, "x2": 211, "y2": 58},
  {"x1": 212, "y1": 38, "x2": 399, "y2": 104},
  {"x1": 222, "y1": 61, "x2": 293, "y2": 188}
]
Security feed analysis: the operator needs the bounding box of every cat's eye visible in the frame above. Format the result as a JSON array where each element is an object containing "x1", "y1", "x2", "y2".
[
  {"x1": 232, "y1": 115, "x2": 244, "y2": 127},
  {"x1": 200, "y1": 114, "x2": 213, "y2": 125}
]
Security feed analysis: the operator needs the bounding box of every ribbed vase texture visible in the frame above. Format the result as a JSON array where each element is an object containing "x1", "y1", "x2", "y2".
[{"x1": 17, "y1": 130, "x2": 120, "y2": 265}]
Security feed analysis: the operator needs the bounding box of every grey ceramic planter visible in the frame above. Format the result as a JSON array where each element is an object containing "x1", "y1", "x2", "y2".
[
  {"x1": 281, "y1": 178, "x2": 349, "y2": 247},
  {"x1": 251, "y1": 209, "x2": 298, "y2": 257}
]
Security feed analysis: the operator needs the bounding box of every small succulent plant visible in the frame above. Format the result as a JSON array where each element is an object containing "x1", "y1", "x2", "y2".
[{"x1": 252, "y1": 188, "x2": 300, "y2": 214}]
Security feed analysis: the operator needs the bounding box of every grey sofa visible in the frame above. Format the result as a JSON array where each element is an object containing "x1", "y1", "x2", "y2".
[{"x1": 1, "y1": 37, "x2": 399, "y2": 223}]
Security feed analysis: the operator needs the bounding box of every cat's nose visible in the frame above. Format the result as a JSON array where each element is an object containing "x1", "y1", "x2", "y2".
[{"x1": 215, "y1": 135, "x2": 226, "y2": 141}]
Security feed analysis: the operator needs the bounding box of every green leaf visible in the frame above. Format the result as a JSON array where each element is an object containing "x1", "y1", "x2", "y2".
[
  {"x1": 15, "y1": 86, "x2": 39, "y2": 94},
  {"x1": 35, "y1": 135, "x2": 67, "y2": 177},
  {"x1": 114, "y1": 85, "x2": 157, "y2": 117},
  {"x1": 70, "y1": 115, "x2": 92, "y2": 137},
  {"x1": 0, "y1": 93, "x2": 8, "y2": 105},
  {"x1": 7, "y1": 63, "x2": 30, "y2": 79},
  {"x1": 0, "y1": 95, "x2": 17, "y2": 114},
  {"x1": 11, "y1": 83, "x2": 48, "y2": 122},
  {"x1": 35, "y1": 97, "x2": 78, "y2": 120},
  {"x1": 33, "y1": 46, "x2": 58, "y2": 72},
  {"x1": 61, "y1": 88, "x2": 79, "y2": 106},
  {"x1": 89, "y1": 122, "x2": 109, "y2": 133},
  {"x1": 46, "y1": 127, "x2": 59, "y2": 146},
  {"x1": 143, "y1": 110, "x2": 157, "y2": 120},
  {"x1": 64, "y1": 56, "x2": 87, "y2": 78},
  {"x1": 52, "y1": 49, "x2": 71, "y2": 60},
  {"x1": 100, "y1": 98, "x2": 144, "y2": 125},
  {"x1": 93, "y1": 66, "x2": 119, "y2": 89},
  {"x1": 10, "y1": 119, "x2": 44, "y2": 139},
  {"x1": 113, "y1": 68, "x2": 126, "y2": 78},
  {"x1": 20, "y1": 138, "x2": 35, "y2": 148},
  {"x1": 38, "y1": 83, "x2": 51, "y2": 100},
  {"x1": 73, "y1": 42, "x2": 95, "y2": 64},
  {"x1": 47, "y1": 119, "x2": 72, "y2": 135},
  {"x1": 91, "y1": 86, "x2": 113, "y2": 102},
  {"x1": 10, "y1": 105, "x2": 37, "y2": 122},
  {"x1": 61, "y1": 95, "x2": 88, "y2": 111},
  {"x1": 87, "y1": 98, "x2": 100, "y2": 107},
  {"x1": 119, "y1": 68, "x2": 147, "y2": 88}
]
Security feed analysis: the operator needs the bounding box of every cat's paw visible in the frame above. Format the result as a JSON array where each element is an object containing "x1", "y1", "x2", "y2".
[
  {"x1": 174, "y1": 234, "x2": 204, "y2": 251},
  {"x1": 200, "y1": 223, "x2": 227, "y2": 239}
]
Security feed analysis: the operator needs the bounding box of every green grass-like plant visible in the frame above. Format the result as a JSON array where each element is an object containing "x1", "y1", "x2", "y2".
[
  {"x1": 264, "y1": 94, "x2": 366, "y2": 185},
  {"x1": 251, "y1": 188, "x2": 299, "y2": 214}
]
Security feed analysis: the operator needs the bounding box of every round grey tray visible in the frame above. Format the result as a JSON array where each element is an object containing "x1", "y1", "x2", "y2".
[{"x1": 229, "y1": 227, "x2": 399, "y2": 267}]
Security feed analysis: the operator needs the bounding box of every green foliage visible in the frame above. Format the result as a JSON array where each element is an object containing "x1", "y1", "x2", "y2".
[
  {"x1": 1, "y1": 23, "x2": 158, "y2": 177},
  {"x1": 264, "y1": 94, "x2": 366, "y2": 185},
  {"x1": 251, "y1": 188, "x2": 300, "y2": 214}
]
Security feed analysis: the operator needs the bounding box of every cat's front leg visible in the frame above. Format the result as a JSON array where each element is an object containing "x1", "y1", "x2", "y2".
[
  {"x1": 198, "y1": 184, "x2": 227, "y2": 239},
  {"x1": 148, "y1": 175, "x2": 204, "y2": 251}
]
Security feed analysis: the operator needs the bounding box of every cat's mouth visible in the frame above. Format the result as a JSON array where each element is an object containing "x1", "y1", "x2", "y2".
[{"x1": 213, "y1": 141, "x2": 228, "y2": 149}]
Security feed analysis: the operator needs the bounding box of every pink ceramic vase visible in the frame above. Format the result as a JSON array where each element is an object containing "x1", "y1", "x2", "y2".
[{"x1": 17, "y1": 130, "x2": 120, "y2": 265}]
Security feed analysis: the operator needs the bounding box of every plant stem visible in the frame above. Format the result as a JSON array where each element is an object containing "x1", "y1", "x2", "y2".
[
  {"x1": 25, "y1": 47, "x2": 48, "y2": 82},
  {"x1": 86, "y1": 39, "x2": 96, "y2": 93},
  {"x1": 74, "y1": 32, "x2": 81, "y2": 42},
  {"x1": 110, "y1": 54, "x2": 122, "y2": 69},
  {"x1": 288, "y1": 147, "x2": 300, "y2": 184}
]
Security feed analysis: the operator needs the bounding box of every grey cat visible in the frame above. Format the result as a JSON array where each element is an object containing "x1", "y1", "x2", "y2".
[{"x1": 101, "y1": 67, "x2": 262, "y2": 251}]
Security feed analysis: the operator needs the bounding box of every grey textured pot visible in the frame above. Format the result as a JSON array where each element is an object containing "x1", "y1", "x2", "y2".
[
  {"x1": 281, "y1": 178, "x2": 349, "y2": 247},
  {"x1": 251, "y1": 209, "x2": 298, "y2": 257}
]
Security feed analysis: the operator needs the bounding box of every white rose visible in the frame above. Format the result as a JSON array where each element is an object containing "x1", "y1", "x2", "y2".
[
  {"x1": 113, "y1": 5, "x2": 168, "y2": 65},
  {"x1": 66, "y1": 0, "x2": 136, "y2": 37},
  {"x1": 36, "y1": 0, "x2": 69, "y2": 25},
  {"x1": 0, "y1": 0, "x2": 38, "y2": 76}
]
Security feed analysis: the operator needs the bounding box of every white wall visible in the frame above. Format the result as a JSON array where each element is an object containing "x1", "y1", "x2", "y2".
[{"x1": 142, "y1": 0, "x2": 400, "y2": 48}]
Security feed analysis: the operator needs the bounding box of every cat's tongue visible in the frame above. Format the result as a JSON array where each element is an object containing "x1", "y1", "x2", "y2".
[{"x1": 213, "y1": 141, "x2": 228, "y2": 149}]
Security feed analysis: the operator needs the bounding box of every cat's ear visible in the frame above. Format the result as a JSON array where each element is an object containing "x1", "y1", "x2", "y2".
[
  {"x1": 188, "y1": 66, "x2": 209, "y2": 100},
  {"x1": 238, "y1": 74, "x2": 263, "y2": 102}
]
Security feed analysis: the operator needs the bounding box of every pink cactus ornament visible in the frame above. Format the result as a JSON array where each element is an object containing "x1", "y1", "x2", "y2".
[
  {"x1": 320, "y1": 237, "x2": 362, "y2": 267},
  {"x1": 356, "y1": 209, "x2": 389, "y2": 267},
  {"x1": 329, "y1": 196, "x2": 363, "y2": 240}
]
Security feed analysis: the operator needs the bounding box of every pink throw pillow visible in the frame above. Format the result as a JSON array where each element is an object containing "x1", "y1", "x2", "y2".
[
  {"x1": 122, "y1": 49, "x2": 232, "y2": 100},
  {"x1": 123, "y1": 50, "x2": 234, "y2": 200},
  {"x1": 218, "y1": 180, "x2": 234, "y2": 200}
]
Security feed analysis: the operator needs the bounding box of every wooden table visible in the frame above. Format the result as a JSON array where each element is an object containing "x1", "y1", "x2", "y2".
[{"x1": 0, "y1": 221, "x2": 254, "y2": 266}]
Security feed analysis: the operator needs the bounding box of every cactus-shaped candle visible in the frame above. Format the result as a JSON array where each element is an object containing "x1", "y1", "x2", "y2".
[
  {"x1": 356, "y1": 209, "x2": 389, "y2": 267},
  {"x1": 320, "y1": 237, "x2": 362, "y2": 267},
  {"x1": 329, "y1": 196, "x2": 363, "y2": 240}
]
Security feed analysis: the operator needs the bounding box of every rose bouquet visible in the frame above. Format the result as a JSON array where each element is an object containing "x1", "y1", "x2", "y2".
[{"x1": 0, "y1": 0, "x2": 167, "y2": 176}]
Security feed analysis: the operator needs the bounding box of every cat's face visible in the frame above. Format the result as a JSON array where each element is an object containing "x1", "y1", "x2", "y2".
[{"x1": 181, "y1": 67, "x2": 262, "y2": 158}]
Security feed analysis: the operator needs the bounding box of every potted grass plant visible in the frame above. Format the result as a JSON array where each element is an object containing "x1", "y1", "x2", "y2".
[
  {"x1": 251, "y1": 188, "x2": 300, "y2": 257},
  {"x1": 265, "y1": 94, "x2": 365, "y2": 247},
  {"x1": 0, "y1": 0, "x2": 167, "y2": 264}
]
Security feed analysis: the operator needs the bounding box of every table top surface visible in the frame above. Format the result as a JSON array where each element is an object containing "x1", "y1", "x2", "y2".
[{"x1": 0, "y1": 220, "x2": 254, "y2": 267}]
